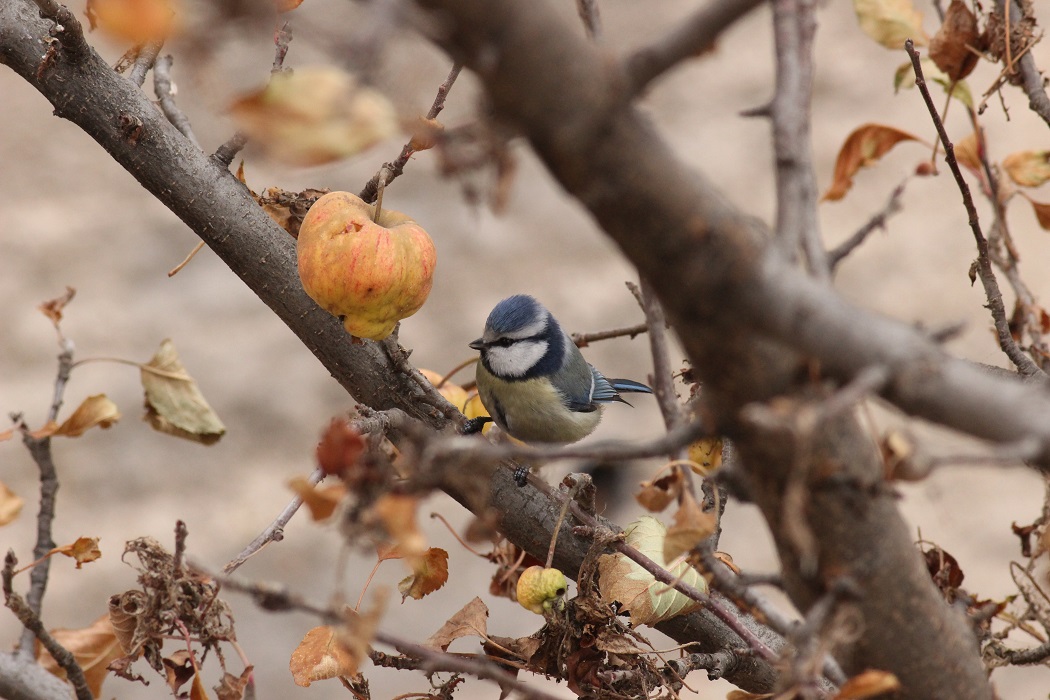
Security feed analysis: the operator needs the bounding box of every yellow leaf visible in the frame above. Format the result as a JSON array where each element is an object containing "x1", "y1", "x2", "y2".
[
  {"x1": 397, "y1": 547, "x2": 449, "y2": 601},
  {"x1": 48, "y1": 394, "x2": 121, "y2": 438},
  {"x1": 37, "y1": 615, "x2": 123, "y2": 698},
  {"x1": 141, "y1": 339, "x2": 226, "y2": 445},
  {"x1": 854, "y1": 0, "x2": 928, "y2": 49},
  {"x1": 419, "y1": 369, "x2": 470, "y2": 412},
  {"x1": 369, "y1": 494, "x2": 426, "y2": 559},
  {"x1": 86, "y1": 0, "x2": 179, "y2": 45},
  {"x1": 823, "y1": 124, "x2": 922, "y2": 201},
  {"x1": 597, "y1": 516, "x2": 706, "y2": 626},
  {"x1": 229, "y1": 67, "x2": 398, "y2": 167},
  {"x1": 1003, "y1": 151, "x2": 1050, "y2": 188},
  {"x1": 953, "y1": 131, "x2": 982, "y2": 173},
  {"x1": 687, "y1": 437, "x2": 724, "y2": 475},
  {"x1": 0, "y1": 481, "x2": 24, "y2": 526}
]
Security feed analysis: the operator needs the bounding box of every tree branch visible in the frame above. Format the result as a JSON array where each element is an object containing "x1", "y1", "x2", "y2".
[{"x1": 1009, "y1": 0, "x2": 1050, "y2": 129}]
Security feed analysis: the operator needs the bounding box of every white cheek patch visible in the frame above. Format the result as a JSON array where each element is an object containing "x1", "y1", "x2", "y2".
[{"x1": 487, "y1": 340, "x2": 548, "y2": 377}]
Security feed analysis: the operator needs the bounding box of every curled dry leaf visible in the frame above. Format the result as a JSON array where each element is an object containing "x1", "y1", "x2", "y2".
[
  {"x1": 36, "y1": 614, "x2": 123, "y2": 698},
  {"x1": 408, "y1": 117, "x2": 445, "y2": 152},
  {"x1": 52, "y1": 536, "x2": 102, "y2": 568},
  {"x1": 597, "y1": 516, "x2": 706, "y2": 626},
  {"x1": 662, "y1": 492, "x2": 717, "y2": 563},
  {"x1": 215, "y1": 666, "x2": 254, "y2": 700},
  {"x1": 162, "y1": 650, "x2": 196, "y2": 695},
  {"x1": 38, "y1": 286, "x2": 76, "y2": 327},
  {"x1": 1003, "y1": 150, "x2": 1050, "y2": 188},
  {"x1": 834, "y1": 669, "x2": 902, "y2": 699},
  {"x1": 0, "y1": 481, "x2": 25, "y2": 526},
  {"x1": 1019, "y1": 193, "x2": 1050, "y2": 231},
  {"x1": 287, "y1": 476, "x2": 346, "y2": 521},
  {"x1": 38, "y1": 394, "x2": 122, "y2": 438},
  {"x1": 853, "y1": 0, "x2": 929, "y2": 50},
  {"x1": 423, "y1": 596, "x2": 489, "y2": 650},
  {"x1": 315, "y1": 418, "x2": 366, "y2": 479},
  {"x1": 86, "y1": 0, "x2": 179, "y2": 45},
  {"x1": 823, "y1": 124, "x2": 922, "y2": 201},
  {"x1": 929, "y1": 0, "x2": 984, "y2": 81},
  {"x1": 398, "y1": 547, "x2": 449, "y2": 601},
  {"x1": 635, "y1": 470, "x2": 683, "y2": 512},
  {"x1": 229, "y1": 66, "x2": 398, "y2": 167},
  {"x1": 141, "y1": 339, "x2": 226, "y2": 444}
]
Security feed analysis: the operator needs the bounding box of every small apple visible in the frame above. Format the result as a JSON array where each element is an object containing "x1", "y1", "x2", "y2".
[{"x1": 297, "y1": 192, "x2": 436, "y2": 340}]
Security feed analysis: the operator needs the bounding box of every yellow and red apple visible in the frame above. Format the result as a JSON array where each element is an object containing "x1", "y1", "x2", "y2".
[{"x1": 296, "y1": 192, "x2": 436, "y2": 340}]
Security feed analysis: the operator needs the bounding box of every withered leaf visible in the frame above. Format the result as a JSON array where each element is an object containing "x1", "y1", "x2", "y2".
[
  {"x1": 953, "y1": 131, "x2": 982, "y2": 173},
  {"x1": 190, "y1": 669, "x2": 212, "y2": 700},
  {"x1": 663, "y1": 492, "x2": 716, "y2": 563},
  {"x1": 929, "y1": 0, "x2": 983, "y2": 81},
  {"x1": 687, "y1": 436, "x2": 724, "y2": 475},
  {"x1": 635, "y1": 470, "x2": 682, "y2": 512},
  {"x1": 229, "y1": 67, "x2": 398, "y2": 167},
  {"x1": 1003, "y1": 151, "x2": 1050, "y2": 188},
  {"x1": 0, "y1": 481, "x2": 24, "y2": 526},
  {"x1": 369, "y1": 493, "x2": 426, "y2": 559},
  {"x1": 287, "y1": 476, "x2": 345, "y2": 521},
  {"x1": 408, "y1": 117, "x2": 445, "y2": 152},
  {"x1": 1021, "y1": 194, "x2": 1050, "y2": 231},
  {"x1": 215, "y1": 666, "x2": 253, "y2": 700},
  {"x1": 289, "y1": 626, "x2": 358, "y2": 687},
  {"x1": 37, "y1": 614, "x2": 123, "y2": 698},
  {"x1": 854, "y1": 0, "x2": 929, "y2": 50},
  {"x1": 86, "y1": 0, "x2": 178, "y2": 45},
  {"x1": 162, "y1": 650, "x2": 196, "y2": 694},
  {"x1": 41, "y1": 394, "x2": 122, "y2": 438},
  {"x1": 315, "y1": 418, "x2": 365, "y2": 478},
  {"x1": 38, "y1": 286, "x2": 76, "y2": 326},
  {"x1": 398, "y1": 547, "x2": 449, "y2": 601},
  {"x1": 52, "y1": 536, "x2": 102, "y2": 568},
  {"x1": 835, "y1": 669, "x2": 902, "y2": 699},
  {"x1": 141, "y1": 339, "x2": 226, "y2": 445},
  {"x1": 823, "y1": 124, "x2": 923, "y2": 201},
  {"x1": 424, "y1": 596, "x2": 489, "y2": 651}
]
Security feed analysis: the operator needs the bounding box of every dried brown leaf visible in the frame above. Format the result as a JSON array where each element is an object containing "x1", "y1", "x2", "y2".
[
  {"x1": 953, "y1": 131, "x2": 982, "y2": 173},
  {"x1": 663, "y1": 492, "x2": 716, "y2": 563},
  {"x1": 0, "y1": 481, "x2": 24, "y2": 526},
  {"x1": 316, "y1": 418, "x2": 365, "y2": 478},
  {"x1": 215, "y1": 666, "x2": 253, "y2": 700},
  {"x1": 823, "y1": 124, "x2": 922, "y2": 201},
  {"x1": 287, "y1": 476, "x2": 345, "y2": 521},
  {"x1": 370, "y1": 493, "x2": 426, "y2": 559},
  {"x1": 38, "y1": 286, "x2": 76, "y2": 327},
  {"x1": 190, "y1": 669, "x2": 212, "y2": 700},
  {"x1": 290, "y1": 626, "x2": 357, "y2": 687},
  {"x1": 163, "y1": 650, "x2": 196, "y2": 694},
  {"x1": 141, "y1": 339, "x2": 226, "y2": 445},
  {"x1": 36, "y1": 614, "x2": 122, "y2": 698},
  {"x1": 51, "y1": 536, "x2": 102, "y2": 568},
  {"x1": 45, "y1": 394, "x2": 121, "y2": 438},
  {"x1": 424, "y1": 596, "x2": 489, "y2": 650},
  {"x1": 834, "y1": 669, "x2": 902, "y2": 699},
  {"x1": 635, "y1": 470, "x2": 682, "y2": 512},
  {"x1": 929, "y1": 0, "x2": 983, "y2": 81},
  {"x1": 397, "y1": 547, "x2": 449, "y2": 601},
  {"x1": 408, "y1": 117, "x2": 444, "y2": 152}
]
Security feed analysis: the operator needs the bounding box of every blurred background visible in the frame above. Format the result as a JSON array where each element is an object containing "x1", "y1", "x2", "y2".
[{"x1": 3, "y1": 0, "x2": 1050, "y2": 697}]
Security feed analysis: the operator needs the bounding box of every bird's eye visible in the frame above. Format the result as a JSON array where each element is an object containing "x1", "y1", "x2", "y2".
[{"x1": 492, "y1": 338, "x2": 514, "y2": 348}]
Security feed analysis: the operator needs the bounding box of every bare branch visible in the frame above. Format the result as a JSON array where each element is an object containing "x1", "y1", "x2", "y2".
[
  {"x1": 827, "y1": 178, "x2": 907, "y2": 271},
  {"x1": 623, "y1": 0, "x2": 766, "y2": 96},
  {"x1": 770, "y1": 0, "x2": 827, "y2": 280},
  {"x1": 359, "y1": 63, "x2": 463, "y2": 203},
  {"x1": 127, "y1": 39, "x2": 162, "y2": 87},
  {"x1": 1009, "y1": 0, "x2": 1050, "y2": 129},
  {"x1": 153, "y1": 55, "x2": 201, "y2": 149},
  {"x1": 570, "y1": 322, "x2": 648, "y2": 347},
  {"x1": 905, "y1": 40, "x2": 1042, "y2": 377}
]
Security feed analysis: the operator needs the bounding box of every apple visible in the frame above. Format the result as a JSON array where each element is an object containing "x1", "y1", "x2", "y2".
[{"x1": 297, "y1": 192, "x2": 436, "y2": 340}]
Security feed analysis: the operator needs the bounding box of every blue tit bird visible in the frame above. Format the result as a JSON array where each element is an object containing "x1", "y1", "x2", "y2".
[{"x1": 468, "y1": 294, "x2": 652, "y2": 444}]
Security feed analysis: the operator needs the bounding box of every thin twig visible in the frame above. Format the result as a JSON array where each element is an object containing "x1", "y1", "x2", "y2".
[
  {"x1": 638, "y1": 280, "x2": 683, "y2": 431},
  {"x1": 359, "y1": 63, "x2": 463, "y2": 203},
  {"x1": 4, "y1": 553, "x2": 93, "y2": 700},
  {"x1": 128, "y1": 39, "x2": 163, "y2": 87},
  {"x1": 623, "y1": 0, "x2": 766, "y2": 97},
  {"x1": 272, "y1": 22, "x2": 292, "y2": 75},
  {"x1": 223, "y1": 468, "x2": 324, "y2": 574},
  {"x1": 153, "y1": 55, "x2": 201, "y2": 149},
  {"x1": 771, "y1": 0, "x2": 827, "y2": 280},
  {"x1": 1009, "y1": 0, "x2": 1050, "y2": 128},
  {"x1": 31, "y1": 0, "x2": 88, "y2": 60},
  {"x1": 213, "y1": 133, "x2": 249, "y2": 169},
  {"x1": 827, "y1": 178, "x2": 907, "y2": 271},
  {"x1": 15, "y1": 338, "x2": 73, "y2": 657},
  {"x1": 168, "y1": 240, "x2": 207, "y2": 277},
  {"x1": 575, "y1": 0, "x2": 602, "y2": 39},
  {"x1": 570, "y1": 322, "x2": 648, "y2": 348},
  {"x1": 905, "y1": 41, "x2": 1042, "y2": 377}
]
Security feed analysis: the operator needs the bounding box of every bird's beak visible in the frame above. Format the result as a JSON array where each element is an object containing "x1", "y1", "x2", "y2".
[{"x1": 468, "y1": 338, "x2": 486, "y2": 351}]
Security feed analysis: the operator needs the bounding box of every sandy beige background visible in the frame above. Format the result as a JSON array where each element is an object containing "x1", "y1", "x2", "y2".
[{"x1": 3, "y1": 1, "x2": 1050, "y2": 697}]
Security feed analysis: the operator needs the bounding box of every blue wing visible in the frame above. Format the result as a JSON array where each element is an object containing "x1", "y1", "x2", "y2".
[{"x1": 588, "y1": 366, "x2": 652, "y2": 406}]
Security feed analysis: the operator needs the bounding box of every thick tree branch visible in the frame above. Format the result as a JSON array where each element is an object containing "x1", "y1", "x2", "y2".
[{"x1": 1010, "y1": 0, "x2": 1050, "y2": 129}]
